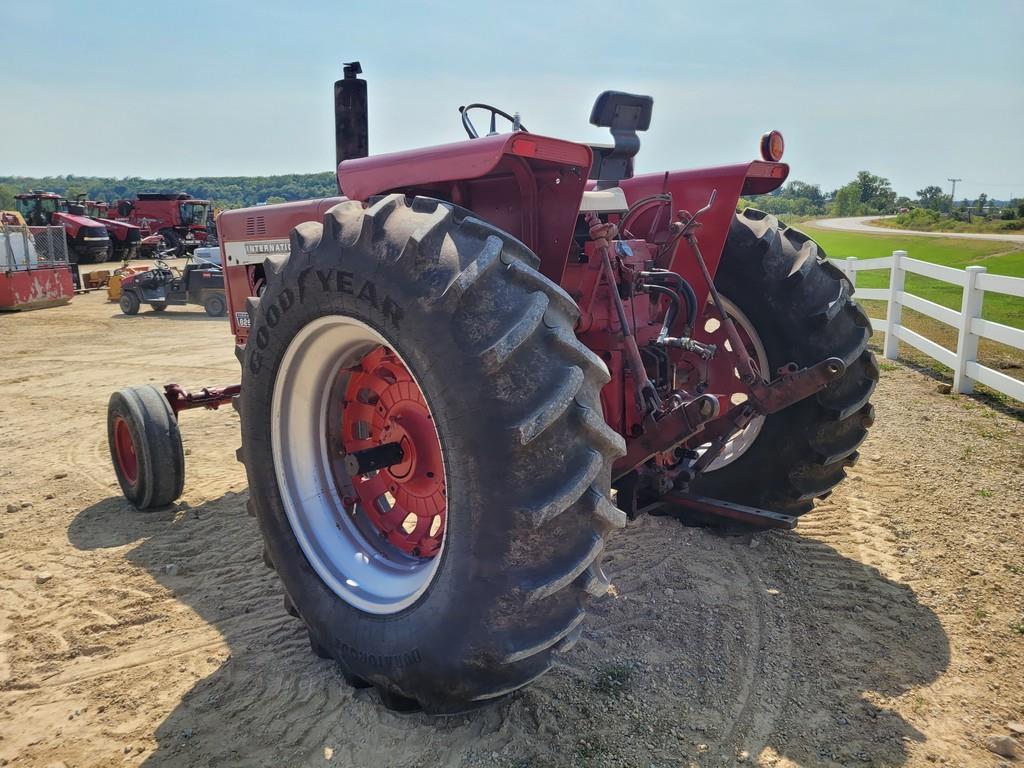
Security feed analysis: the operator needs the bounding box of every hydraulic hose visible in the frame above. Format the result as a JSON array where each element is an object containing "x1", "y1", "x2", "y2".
[
  {"x1": 645, "y1": 284, "x2": 680, "y2": 345},
  {"x1": 639, "y1": 270, "x2": 698, "y2": 333}
]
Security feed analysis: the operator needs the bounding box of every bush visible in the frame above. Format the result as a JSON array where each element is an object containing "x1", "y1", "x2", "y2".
[
  {"x1": 893, "y1": 208, "x2": 944, "y2": 228},
  {"x1": 881, "y1": 207, "x2": 1024, "y2": 233}
]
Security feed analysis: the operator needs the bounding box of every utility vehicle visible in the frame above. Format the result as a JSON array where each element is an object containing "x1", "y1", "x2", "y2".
[{"x1": 117, "y1": 256, "x2": 226, "y2": 316}]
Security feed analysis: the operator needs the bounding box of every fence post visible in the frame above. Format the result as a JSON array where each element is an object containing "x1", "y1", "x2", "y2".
[
  {"x1": 883, "y1": 250, "x2": 906, "y2": 360},
  {"x1": 2, "y1": 223, "x2": 14, "y2": 270},
  {"x1": 845, "y1": 256, "x2": 858, "y2": 289},
  {"x1": 953, "y1": 265, "x2": 987, "y2": 394}
]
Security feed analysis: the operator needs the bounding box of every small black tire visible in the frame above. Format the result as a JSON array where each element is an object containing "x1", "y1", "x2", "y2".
[
  {"x1": 203, "y1": 293, "x2": 226, "y2": 317},
  {"x1": 239, "y1": 194, "x2": 626, "y2": 714},
  {"x1": 150, "y1": 302, "x2": 168, "y2": 312},
  {"x1": 107, "y1": 385, "x2": 185, "y2": 510},
  {"x1": 120, "y1": 292, "x2": 141, "y2": 315},
  {"x1": 687, "y1": 209, "x2": 878, "y2": 517}
]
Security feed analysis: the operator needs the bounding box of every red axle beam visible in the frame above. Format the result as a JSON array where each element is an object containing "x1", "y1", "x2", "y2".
[{"x1": 163, "y1": 384, "x2": 241, "y2": 418}]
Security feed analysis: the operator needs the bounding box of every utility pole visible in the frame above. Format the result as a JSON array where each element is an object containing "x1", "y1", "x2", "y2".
[{"x1": 947, "y1": 177, "x2": 962, "y2": 206}]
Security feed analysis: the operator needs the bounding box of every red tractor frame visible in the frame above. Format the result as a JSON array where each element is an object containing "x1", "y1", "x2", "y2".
[
  {"x1": 14, "y1": 191, "x2": 112, "y2": 263},
  {"x1": 107, "y1": 63, "x2": 876, "y2": 714},
  {"x1": 73, "y1": 197, "x2": 144, "y2": 260}
]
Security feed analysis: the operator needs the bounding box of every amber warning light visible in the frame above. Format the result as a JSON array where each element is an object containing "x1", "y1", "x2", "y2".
[{"x1": 760, "y1": 130, "x2": 785, "y2": 162}]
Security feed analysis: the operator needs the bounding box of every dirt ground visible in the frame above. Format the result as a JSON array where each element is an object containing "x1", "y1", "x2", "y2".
[{"x1": 1, "y1": 285, "x2": 1023, "y2": 768}]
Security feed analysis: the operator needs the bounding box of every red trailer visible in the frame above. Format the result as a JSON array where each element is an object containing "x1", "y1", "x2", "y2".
[{"x1": 1, "y1": 213, "x2": 74, "y2": 310}]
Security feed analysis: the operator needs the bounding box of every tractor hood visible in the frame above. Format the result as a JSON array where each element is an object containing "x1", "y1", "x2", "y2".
[
  {"x1": 96, "y1": 217, "x2": 140, "y2": 233},
  {"x1": 53, "y1": 211, "x2": 106, "y2": 230}
]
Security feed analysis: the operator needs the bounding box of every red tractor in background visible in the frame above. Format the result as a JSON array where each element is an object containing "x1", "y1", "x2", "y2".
[
  {"x1": 73, "y1": 197, "x2": 143, "y2": 260},
  {"x1": 14, "y1": 191, "x2": 111, "y2": 263},
  {"x1": 107, "y1": 63, "x2": 876, "y2": 715},
  {"x1": 111, "y1": 192, "x2": 212, "y2": 256}
]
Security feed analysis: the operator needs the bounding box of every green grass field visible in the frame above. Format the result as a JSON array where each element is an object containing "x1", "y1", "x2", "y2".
[
  {"x1": 801, "y1": 226, "x2": 1024, "y2": 329},
  {"x1": 795, "y1": 225, "x2": 1024, "y2": 398}
]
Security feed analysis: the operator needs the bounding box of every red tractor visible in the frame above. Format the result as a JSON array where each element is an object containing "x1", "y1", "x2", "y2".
[
  {"x1": 107, "y1": 63, "x2": 876, "y2": 714},
  {"x1": 14, "y1": 191, "x2": 111, "y2": 263},
  {"x1": 112, "y1": 192, "x2": 212, "y2": 256},
  {"x1": 74, "y1": 198, "x2": 144, "y2": 260}
]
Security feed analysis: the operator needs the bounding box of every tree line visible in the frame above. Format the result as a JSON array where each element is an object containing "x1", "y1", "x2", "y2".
[
  {"x1": 738, "y1": 171, "x2": 898, "y2": 217},
  {"x1": 0, "y1": 173, "x2": 339, "y2": 212},
  {"x1": 740, "y1": 171, "x2": 1021, "y2": 221}
]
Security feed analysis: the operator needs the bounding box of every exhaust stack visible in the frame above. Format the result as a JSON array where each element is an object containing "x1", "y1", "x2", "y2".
[{"x1": 334, "y1": 61, "x2": 368, "y2": 188}]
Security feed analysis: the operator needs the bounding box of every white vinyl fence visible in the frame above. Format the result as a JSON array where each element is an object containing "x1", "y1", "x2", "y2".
[{"x1": 832, "y1": 250, "x2": 1024, "y2": 403}]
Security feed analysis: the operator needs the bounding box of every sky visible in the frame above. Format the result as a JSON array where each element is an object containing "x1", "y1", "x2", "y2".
[{"x1": 2, "y1": 0, "x2": 1022, "y2": 200}]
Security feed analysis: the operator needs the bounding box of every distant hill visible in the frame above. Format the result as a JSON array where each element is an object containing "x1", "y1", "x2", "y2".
[{"x1": 0, "y1": 173, "x2": 339, "y2": 210}]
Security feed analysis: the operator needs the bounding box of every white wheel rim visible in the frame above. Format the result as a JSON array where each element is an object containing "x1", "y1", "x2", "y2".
[{"x1": 270, "y1": 316, "x2": 446, "y2": 615}]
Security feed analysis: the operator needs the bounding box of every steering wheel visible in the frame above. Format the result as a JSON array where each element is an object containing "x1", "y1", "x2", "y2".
[
  {"x1": 459, "y1": 103, "x2": 528, "y2": 139},
  {"x1": 154, "y1": 258, "x2": 170, "y2": 270}
]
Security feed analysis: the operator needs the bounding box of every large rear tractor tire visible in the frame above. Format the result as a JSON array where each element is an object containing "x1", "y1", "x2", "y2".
[
  {"x1": 687, "y1": 209, "x2": 878, "y2": 518},
  {"x1": 107, "y1": 385, "x2": 185, "y2": 510},
  {"x1": 238, "y1": 194, "x2": 626, "y2": 714}
]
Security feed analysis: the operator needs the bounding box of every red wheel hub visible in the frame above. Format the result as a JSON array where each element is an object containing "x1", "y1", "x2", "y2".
[
  {"x1": 340, "y1": 347, "x2": 446, "y2": 557},
  {"x1": 113, "y1": 416, "x2": 139, "y2": 486},
  {"x1": 694, "y1": 303, "x2": 762, "y2": 411}
]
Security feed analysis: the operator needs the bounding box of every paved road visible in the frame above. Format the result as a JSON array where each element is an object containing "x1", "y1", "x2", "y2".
[{"x1": 807, "y1": 216, "x2": 1024, "y2": 244}]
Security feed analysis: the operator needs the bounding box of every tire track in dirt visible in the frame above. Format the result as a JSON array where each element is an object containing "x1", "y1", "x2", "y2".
[
  {"x1": 718, "y1": 545, "x2": 793, "y2": 760},
  {"x1": 801, "y1": 458, "x2": 908, "y2": 582},
  {"x1": 754, "y1": 447, "x2": 950, "y2": 765},
  {"x1": 542, "y1": 514, "x2": 793, "y2": 764},
  {"x1": 65, "y1": 430, "x2": 121, "y2": 493}
]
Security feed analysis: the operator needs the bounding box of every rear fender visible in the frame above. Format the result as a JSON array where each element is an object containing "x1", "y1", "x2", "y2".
[
  {"x1": 338, "y1": 133, "x2": 592, "y2": 285},
  {"x1": 617, "y1": 160, "x2": 788, "y2": 306}
]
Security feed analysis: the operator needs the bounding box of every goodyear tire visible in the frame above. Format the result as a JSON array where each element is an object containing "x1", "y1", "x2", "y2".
[
  {"x1": 238, "y1": 194, "x2": 626, "y2": 714},
  {"x1": 107, "y1": 385, "x2": 185, "y2": 510},
  {"x1": 688, "y1": 209, "x2": 878, "y2": 517}
]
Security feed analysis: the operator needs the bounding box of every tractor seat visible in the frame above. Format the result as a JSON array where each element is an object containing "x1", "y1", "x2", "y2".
[
  {"x1": 588, "y1": 90, "x2": 653, "y2": 189},
  {"x1": 580, "y1": 187, "x2": 628, "y2": 214},
  {"x1": 137, "y1": 268, "x2": 173, "y2": 289}
]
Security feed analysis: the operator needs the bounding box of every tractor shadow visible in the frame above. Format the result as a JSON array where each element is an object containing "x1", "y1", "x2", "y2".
[
  {"x1": 68, "y1": 495, "x2": 950, "y2": 767},
  {"x1": 109, "y1": 311, "x2": 226, "y2": 322}
]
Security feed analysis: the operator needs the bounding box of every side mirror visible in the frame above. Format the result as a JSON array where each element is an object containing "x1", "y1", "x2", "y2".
[{"x1": 588, "y1": 91, "x2": 653, "y2": 188}]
